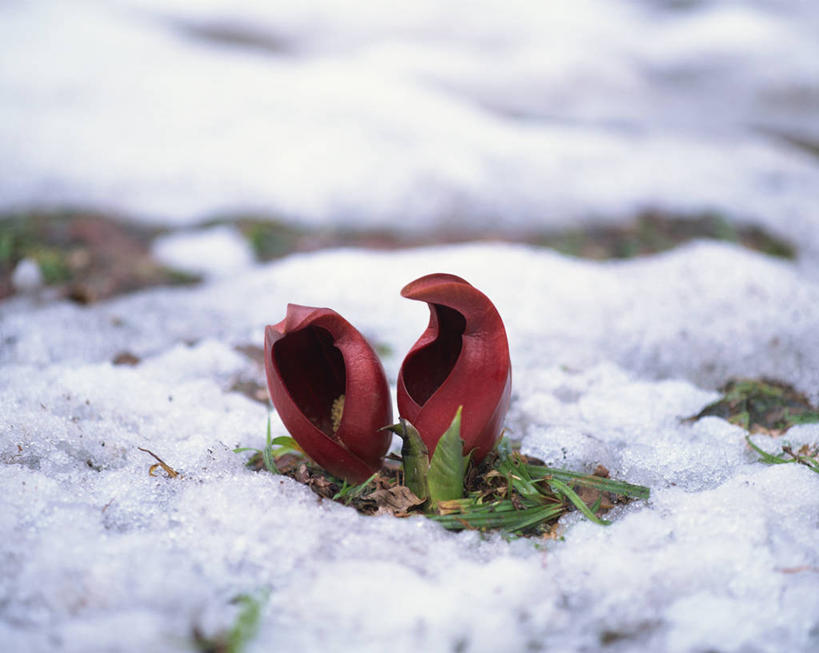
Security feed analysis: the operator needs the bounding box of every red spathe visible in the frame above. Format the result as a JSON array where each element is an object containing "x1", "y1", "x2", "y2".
[
  {"x1": 265, "y1": 304, "x2": 393, "y2": 484},
  {"x1": 397, "y1": 273, "x2": 512, "y2": 462}
]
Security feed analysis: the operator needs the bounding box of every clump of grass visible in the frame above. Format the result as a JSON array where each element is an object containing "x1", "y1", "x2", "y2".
[
  {"x1": 235, "y1": 418, "x2": 649, "y2": 537},
  {"x1": 236, "y1": 218, "x2": 303, "y2": 261},
  {"x1": 429, "y1": 443, "x2": 648, "y2": 532},
  {"x1": 233, "y1": 412, "x2": 301, "y2": 474},
  {"x1": 541, "y1": 212, "x2": 795, "y2": 260},
  {"x1": 688, "y1": 378, "x2": 819, "y2": 435},
  {"x1": 332, "y1": 472, "x2": 378, "y2": 505}
]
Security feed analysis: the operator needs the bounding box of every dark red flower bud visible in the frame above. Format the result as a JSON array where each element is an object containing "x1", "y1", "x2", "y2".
[
  {"x1": 397, "y1": 273, "x2": 512, "y2": 462},
  {"x1": 264, "y1": 304, "x2": 392, "y2": 484}
]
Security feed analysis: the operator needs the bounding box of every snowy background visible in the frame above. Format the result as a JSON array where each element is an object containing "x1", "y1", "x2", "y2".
[{"x1": 2, "y1": 1, "x2": 819, "y2": 652}]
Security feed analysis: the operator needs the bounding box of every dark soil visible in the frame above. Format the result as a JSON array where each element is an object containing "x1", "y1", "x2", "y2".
[
  {"x1": 0, "y1": 210, "x2": 199, "y2": 303},
  {"x1": 1, "y1": 208, "x2": 795, "y2": 304}
]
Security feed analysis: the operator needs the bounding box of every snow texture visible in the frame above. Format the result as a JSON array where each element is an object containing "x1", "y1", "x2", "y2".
[
  {"x1": 2, "y1": 243, "x2": 819, "y2": 653},
  {"x1": 2, "y1": 1, "x2": 819, "y2": 652}
]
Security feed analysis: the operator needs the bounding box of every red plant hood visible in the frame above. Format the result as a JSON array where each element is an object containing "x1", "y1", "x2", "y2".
[
  {"x1": 397, "y1": 273, "x2": 511, "y2": 462},
  {"x1": 265, "y1": 304, "x2": 392, "y2": 483}
]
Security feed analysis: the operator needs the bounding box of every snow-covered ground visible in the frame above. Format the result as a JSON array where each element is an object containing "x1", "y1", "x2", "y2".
[
  {"x1": 1, "y1": 1, "x2": 818, "y2": 240},
  {"x1": 1, "y1": 1, "x2": 819, "y2": 652},
  {"x1": 3, "y1": 244, "x2": 819, "y2": 652}
]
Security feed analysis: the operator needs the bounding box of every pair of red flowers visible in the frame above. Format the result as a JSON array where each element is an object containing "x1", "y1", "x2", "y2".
[{"x1": 264, "y1": 273, "x2": 512, "y2": 484}]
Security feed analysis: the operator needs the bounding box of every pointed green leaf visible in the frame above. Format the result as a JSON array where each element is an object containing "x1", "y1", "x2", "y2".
[
  {"x1": 522, "y1": 464, "x2": 650, "y2": 500},
  {"x1": 270, "y1": 436, "x2": 300, "y2": 448},
  {"x1": 428, "y1": 407, "x2": 466, "y2": 507},
  {"x1": 332, "y1": 472, "x2": 378, "y2": 504},
  {"x1": 392, "y1": 419, "x2": 429, "y2": 501}
]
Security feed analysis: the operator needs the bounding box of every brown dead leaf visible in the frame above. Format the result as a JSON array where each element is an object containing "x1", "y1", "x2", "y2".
[
  {"x1": 576, "y1": 486, "x2": 615, "y2": 513},
  {"x1": 294, "y1": 463, "x2": 310, "y2": 485},
  {"x1": 306, "y1": 473, "x2": 336, "y2": 498},
  {"x1": 112, "y1": 351, "x2": 141, "y2": 366},
  {"x1": 593, "y1": 464, "x2": 610, "y2": 478},
  {"x1": 366, "y1": 485, "x2": 424, "y2": 516}
]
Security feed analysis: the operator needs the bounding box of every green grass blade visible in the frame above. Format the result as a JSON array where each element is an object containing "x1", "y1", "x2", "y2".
[
  {"x1": 525, "y1": 464, "x2": 650, "y2": 500},
  {"x1": 746, "y1": 436, "x2": 819, "y2": 473},
  {"x1": 745, "y1": 435, "x2": 789, "y2": 464},
  {"x1": 262, "y1": 413, "x2": 278, "y2": 473},
  {"x1": 497, "y1": 458, "x2": 548, "y2": 502},
  {"x1": 332, "y1": 472, "x2": 378, "y2": 504},
  {"x1": 430, "y1": 500, "x2": 565, "y2": 532},
  {"x1": 227, "y1": 590, "x2": 269, "y2": 653},
  {"x1": 548, "y1": 477, "x2": 611, "y2": 526}
]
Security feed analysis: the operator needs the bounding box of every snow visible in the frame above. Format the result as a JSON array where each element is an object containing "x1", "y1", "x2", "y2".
[
  {"x1": 2, "y1": 0, "x2": 819, "y2": 651},
  {"x1": 10, "y1": 258, "x2": 43, "y2": 294},
  {"x1": 151, "y1": 225, "x2": 255, "y2": 279},
  {"x1": 2, "y1": 243, "x2": 819, "y2": 652}
]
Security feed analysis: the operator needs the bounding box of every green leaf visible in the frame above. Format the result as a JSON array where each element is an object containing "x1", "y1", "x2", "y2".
[
  {"x1": 392, "y1": 419, "x2": 430, "y2": 501},
  {"x1": 227, "y1": 590, "x2": 269, "y2": 653},
  {"x1": 523, "y1": 464, "x2": 650, "y2": 500},
  {"x1": 430, "y1": 499, "x2": 565, "y2": 532},
  {"x1": 427, "y1": 407, "x2": 466, "y2": 507},
  {"x1": 270, "y1": 435, "x2": 300, "y2": 448},
  {"x1": 745, "y1": 435, "x2": 789, "y2": 464},
  {"x1": 232, "y1": 447, "x2": 260, "y2": 454},
  {"x1": 498, "y1": 457, "x2": 549, "y2": 503},
  {"x1": 332, "y1": 472, "x2": 378, "y2": 504},
  {"x1": 262, "y1": 413, "x2": 278, "y2": 474}
]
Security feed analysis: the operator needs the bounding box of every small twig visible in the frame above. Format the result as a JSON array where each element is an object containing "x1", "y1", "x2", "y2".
[
  {"x1": 781, "y1": 445, "x2": 819, "y2": 471},
  {"x1": 138, "y1": 447, "x2": 179, "y2": 478}
]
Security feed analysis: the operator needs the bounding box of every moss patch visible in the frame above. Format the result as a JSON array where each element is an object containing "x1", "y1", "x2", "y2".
[
  {"x1": 539, "y1": 212, "x2": 795, "y2": 260},
  {"x1": 0, "y1": 210, "x2": 200, "y2": 302},
  {"x1": 227, "y1": 210, "x2": 796, "y2": 264},
  {"x1": 688, "y1": 378, "x2": 819, "y2": 435},
  {"x1": 2, "y1": 208, "x2": 796, "y2": 302}
]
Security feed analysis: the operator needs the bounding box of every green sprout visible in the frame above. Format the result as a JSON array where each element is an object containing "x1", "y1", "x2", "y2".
[
  {"x1": 233, "y1": 411, "x2": 302, "y2": 473},
  {"x1": 332, "y1": 472, "x2": 378, "y2": 504},
  {"x1": 194, "y1": 590, "x2": 269, "y2": 653}
]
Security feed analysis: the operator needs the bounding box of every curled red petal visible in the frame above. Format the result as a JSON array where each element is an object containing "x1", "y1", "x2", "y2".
[
  {"x1": 397, "y1": 274, "x2": 511, "y2": 462},
  {"x1": 265, "y1": 304, "x2": 392, "y2": 483}
]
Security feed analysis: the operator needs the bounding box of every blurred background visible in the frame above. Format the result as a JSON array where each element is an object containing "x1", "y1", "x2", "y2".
[{"x1": 1, "y1": 0, "x2": 818, "y2": 300}]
